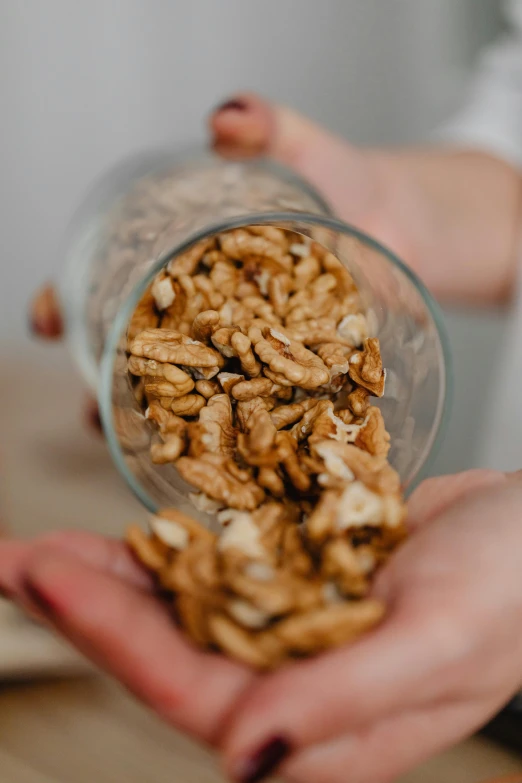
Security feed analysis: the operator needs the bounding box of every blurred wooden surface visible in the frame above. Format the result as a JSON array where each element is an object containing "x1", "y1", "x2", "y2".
[{"x1": 1, "y1": 342, "x2": 522, "y2": 783}]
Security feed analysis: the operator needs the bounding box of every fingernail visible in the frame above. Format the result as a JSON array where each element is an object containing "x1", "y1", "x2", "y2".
[
  {"x1": 23, "y1": 581, "x2": 58, "y2": 618},
  {"x1": 214, "y1": 98, "x2": 247, "y2": 114},
  {"x1": 235, "y1": 736, "x2": 292, "y2": 783},
  {"x1": 30, "y1": 312, "x2": 63, "y2": 339},
  {"x1": 86, "y1": 403, "x2": 103, "y2": 434},
  {"x1": 29, "y1": 286, "x2": 64, "y2": 339}
]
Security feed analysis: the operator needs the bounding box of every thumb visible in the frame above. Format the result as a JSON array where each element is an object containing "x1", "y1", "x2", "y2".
[{"x1": 208, "y1": 92, "x2": 377, "y2": 221}]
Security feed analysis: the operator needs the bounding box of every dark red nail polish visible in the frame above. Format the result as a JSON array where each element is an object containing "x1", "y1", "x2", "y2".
[
  {"x1": 215, "y1": 98, "x2": 247, "y2": 113},
  {"x1": 237, "y1": 737, "x2": 291, "y2": 783},
  {"x1": 0, "y1": 585, "x2": 13, "y2": 600},
  {"x1": 86, "y1": 405, "x2": 103, "y2": 433},
  {"x1": 29, "y1": 314, "x2": 63, "y2": 339},
  {"x1": 23, "y1": 581, "x2": 58, "y2": 618}
]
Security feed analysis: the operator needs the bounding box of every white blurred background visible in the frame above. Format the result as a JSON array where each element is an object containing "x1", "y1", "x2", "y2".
[{"x1": 0, "y1": 0, "x2": 506, "y2": 482}]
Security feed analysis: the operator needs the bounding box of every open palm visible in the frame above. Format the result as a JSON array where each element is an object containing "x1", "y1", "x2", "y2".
[{"x1": 2, "y1": 469, "x2": 522, "y2": 783}]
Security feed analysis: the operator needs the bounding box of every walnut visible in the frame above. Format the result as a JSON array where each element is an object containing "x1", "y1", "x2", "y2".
[
  {"x1": 226, "y1": 599, "x2": 271, "y2": 630},
  {"x1": 348, "y1": 338, "x2": 386, "y2": 397},
  {"x1": 293, "y1": 254, "x2": 321, "y2": 291},
  {"x1": 249, "y1": 325, "x2": 329, "y2": 389},
  {"x1": 334, "y1": 408, "x2": 354, "y2": 425},
  {"x1": 321, "y1": 538, "x2": 371, "y2": 597},
  {"x1": 127, "y1": 288, "x2": 159, "y2": 342},
  {"x1": 217, "y1": 371, "x2": 244, "y2": 395},
  {"x1": 337, "y1": 313, "x2": 369, "y2": 347},
  {"x1": 207, "y1": 613, "x2": 284, "y2": 670},
  {"x1": 230, "y1": 331, "x2": 262, "y2": 376},
  {"x1": 128, "y1": 355, "x2": 195, "y2": 396},
  {"x1": 285, "y1": 318, "x2": 353, "y2": 347},
  {"x1": 248, "y1": 225, "x2": 289, "y2": 248},
  {"x1": 309, "y1": 406, "x2": 365, "y2": 446},
  {"x1": 143, "y1": 375, "x2": 186, "y2": 400},
  {"x1": 193, "y1": 274, "x2": 225, "y2": 311},
  {"x1": 270, "y1": 600, "x2": 384, "y2": 655},
  {"x1": 257, "y1": 467, "x2": 285, "y2": 497},
  {"x1": 242, "y1": 255, "x2": 291, "y2": 295},
  {"x1": 355, "y1": 407, "x2": 390, "y2": 457},
  {"x1": 194, "y1": 379, "x2": 221, "y2": 399},
  {"x1": 267, "y1": 273, "x2": 293, "y2": 318},
  {"x1": 166, "y1": 238, "x2": 214, "y2": 278},
  {"x1": 201, "y1": 249, "x2": 228, "y2": 268},
  {"x1": 161, "y1": 535, "x2": 219, "y2": 595},
  {"x1": 321, "y1": 252, "x2": 358, "y2": 297},
  {"x1": 219, "y1": 228, "x2": 288, "y2": 264},
  {"x1": 152, "y1": 507, "x2": 215, "y2": 547},
  {"x1": 284, "y1": 273, "x2": 338, "y2": 324},
  {"x1": 177, "y1": 593, "x2": 213, "y2": 646},
  {"x1": 305, "y1": 478, "x2": 404, "y2": 544},
  {"x1": 270, "y1": 397, "x2": 318, "y2": 429},
  {"x1": 146, "y1": 400, "x2": 186, "y2": 434},
  {"x1": 347, "y1": 386, "x2": 370, "y2": 417},
  {"x1": 150, "y1": 437, "x2": 185, "y2": 464},
  {"x1": 127, "y1": 524, "x2": 168, "y2": 572},
  {"x1": 151, "y1": 271, "x2": 176, "y2": 311},
  {"x1": 130, "y1": 328, "x2": 224, "y2": 369},
  {"x1": 176, "y1": 454, "x2": 265, "y2": 510},
  {"x1": 192, "y1": 309, "x2": 221, "y2": 342},
  {"x1": 236, "y1": 295, "x2": 279, "y2": 325},
  {"x1": 315, "y1": 343, "x2": 354, "y2": 383},
  {"x1": 280, "y1": 524, "x2": 314, "y2": 577},
  {"x1": 310, "y1": 440, "x2": 400, "y2": 495},
  {"x1": 313, "y1": 441, "x2": 356, "y2": 487},
  {"x1": 187, "y1": 394, "x2": 236, "y2": 457},
  {"x1": 211, "y1": 326, "x2": 240, "y2": 358},
  {"x1": 277, "y1": 431, "x2": 311, "y2": 492},
  {"x1": 290, "y1": 400, "x2": 332, "y2": 442},
  {"x1": 172, "y1": 274, "x2": 209, "y2": 328},
  {"x1": 217, "y1": 510, "x2": 268, "y2": 560},
  {"x1": 223, "y1": 556, "x2": 322, "y2": 617},
  {"x1": 234, "y1": 280, "x2": 261, "y2": 299},
  {"x1": 235, "y1": 396, "x2": 275, "y2": 431},
  {"x1": 145, "y1": 401, "x2": 187, "y2": 464},
  {"x1": 170, "y1": 394, "x2": 206, "y2": 417},
  {"x1": 237, "y1": 408, "x2": 278, "y2": 466},
  {"x1": 187, "y1": 364, "x2": 221, "y2": 381},
  {"x1": 209, "y1": 258, "x2": 238, "y2": 298},
  {"x1": 231, "y1": 377, "x2": 293, "y2": 402}
]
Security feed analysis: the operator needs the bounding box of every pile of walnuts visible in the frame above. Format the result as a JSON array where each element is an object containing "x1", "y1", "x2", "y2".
[{"x1": 126, "y1": 226, "x2": 407, "y2": 669}]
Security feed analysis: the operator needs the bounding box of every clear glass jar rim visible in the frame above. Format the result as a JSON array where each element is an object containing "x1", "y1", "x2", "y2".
[{"x1": 99, "y1": 211, "x2": 453, "y2": 511}]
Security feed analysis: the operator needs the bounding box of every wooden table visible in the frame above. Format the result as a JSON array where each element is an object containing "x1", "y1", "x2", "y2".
[{"x1": 1, "y1": 342, "x2": 521, "y2": 783}]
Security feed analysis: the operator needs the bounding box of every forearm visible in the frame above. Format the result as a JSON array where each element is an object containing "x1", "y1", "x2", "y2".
[{"x1": 370, "y1": 148, "x2": 522, "y2": 306}]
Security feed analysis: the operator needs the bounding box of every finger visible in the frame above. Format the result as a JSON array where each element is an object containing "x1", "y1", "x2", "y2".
[
  {"x1": 84, "y1": 395, "x2": 103, "y2": 434},
  {"x1": 407, "y1": 469, "x2": 507, "y2": 530},
  {"x1": 22, "y1": 550, "x2": 255, "y2": 744},
  {"x1": 30, "y1": 284, "x2": 64, "y2": 339},
  {"x1": 209, "y1": 93, "x2": 374, "y2": 221},
  {"x1": 220, "y1": 602, "x2": 459, "y2": 774},
  {"x1": 281, "y1": 700, "x2": 492, "y2": 783},
  {"x1": 0, "y1": 531, "x2": 153, "y2": 599}
]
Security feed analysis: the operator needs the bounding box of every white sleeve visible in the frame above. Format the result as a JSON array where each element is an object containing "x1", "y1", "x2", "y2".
[{"x1": 436, "y1": 0, "x2": 522, "y2": 168}]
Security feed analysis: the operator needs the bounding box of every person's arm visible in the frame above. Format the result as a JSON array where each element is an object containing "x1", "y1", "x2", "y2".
[{"x1": 366, "y1": 147, "x2": 521, "y2": 305}]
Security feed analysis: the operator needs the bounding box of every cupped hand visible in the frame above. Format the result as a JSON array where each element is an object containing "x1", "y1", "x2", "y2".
[
  {"x1": 0, "y1": 529, "x2": 255, "y2": 746},
  {"x1": 2, "y1": 470, "x2": 522, "y2": 783},
  {"x1": 218, "y1": 469, "x2": 522, "y2": 783}
]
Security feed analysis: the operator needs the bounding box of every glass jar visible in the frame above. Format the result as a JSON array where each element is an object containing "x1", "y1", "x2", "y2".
[{"x1": 59, "y1": 147, "x2": 452, "y2": 519}]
